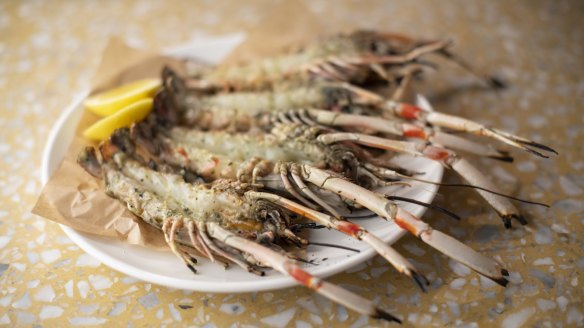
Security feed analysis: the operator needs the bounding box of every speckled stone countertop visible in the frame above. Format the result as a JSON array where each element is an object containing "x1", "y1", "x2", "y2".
[{"x1": 1, "y1": 1, "x2": 583, "y2": 327}]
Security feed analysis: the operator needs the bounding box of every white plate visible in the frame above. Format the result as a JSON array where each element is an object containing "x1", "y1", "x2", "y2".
[{"x1": 40, "y1": 38, "x2": 443, "y2": 293}]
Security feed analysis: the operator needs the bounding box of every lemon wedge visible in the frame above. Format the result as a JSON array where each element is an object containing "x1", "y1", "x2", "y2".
[
  {"x1": 83, "y1": 98, "x2": 153, "y2": 141},
  {"x1": 84, "y1": 78, "x2": 160, "y2": 117}
]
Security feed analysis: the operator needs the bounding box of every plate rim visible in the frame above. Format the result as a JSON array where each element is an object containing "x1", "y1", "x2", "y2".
[{"x1": 40, "y1": 41, "x2": 444, "y2": 293}]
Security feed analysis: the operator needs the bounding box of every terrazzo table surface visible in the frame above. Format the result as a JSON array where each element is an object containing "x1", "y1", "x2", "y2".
[{"x1": 1, "y1": 1, "x2": 583, "y2": 327}]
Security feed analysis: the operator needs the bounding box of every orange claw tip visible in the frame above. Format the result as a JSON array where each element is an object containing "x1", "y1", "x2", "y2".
[{"x1": 374, "y1": 309, "x2": 402, "y2": 323}]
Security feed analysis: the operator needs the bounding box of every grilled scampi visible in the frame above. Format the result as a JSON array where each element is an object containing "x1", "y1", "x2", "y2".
[
  {"x1": 162, "y1": 68, "x2": 556, "y2": 160},
  {"x1": 184, "y1": 30, "x2": 497, "y2": 92},
  {"x1": 78, "y1": 133, "x2": 435, "y2": 322},
  {"x1": 127, "y1": 125, "x2": 510, "y2": 286},
  {"x1": 108, "y1": 127, "x2": 437, "y2": 289}
]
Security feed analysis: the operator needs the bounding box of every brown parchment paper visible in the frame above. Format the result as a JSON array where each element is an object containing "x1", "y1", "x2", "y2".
[
  {"x1": 32, "y1": 1, "x2": 329, "y2": 249},
  {"x1": 32, "y1": 37, "x2": 187, "y2": 249}
]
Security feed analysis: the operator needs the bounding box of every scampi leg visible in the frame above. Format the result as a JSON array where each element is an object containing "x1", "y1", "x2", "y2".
[
  {"x1": 389, "y1": 65, "x2": 420, "y2": 101},
  {"x1": 447, "y1": 156, "x2": 526, "y2": 227},
  {"x1": 206, "y1": 222, "x2": 401, "y2": 323},
  {"x1": 162, "y1": 219, "x2": 198, "y2": 274},
  {"x1": 317, "y1": 132, "x2": 527, "y2": 227},
  {"x1": 420, "y1": 145, "x2": 527, "y2": 227},
  {"x1": 247, "y1": 191, "x2": 429, "y2": 292},
  {"x1": 290, "y1": 164, "x2": 343, "y2": 219},
  {"x1": 278, "y1": 163, "x2": 319, "y2": 210},
  {"x1": 382, "y1": 101, "x2": 558, "y2": 157},
  {"x1": 297, "y1": 164, "x2": 509, "y2": 286},
  {"x1": 430, "y1": 131, "x2": 514, "y2": 162},
  {"x1": 303, "y1": 39, "x2": 451, "y2": 82},
  {"x1": 186, "y1": 221, "x2": 213, "y2": 261},
  {"x1": 287, "y1": 109, "x2": 511, "y2": 160},
  {"x1": 326, "y1": 83, "x2": 555, "y2": 157},
  {"x1": 197, "y1": 222, "x2": 263, "y2": 275}
]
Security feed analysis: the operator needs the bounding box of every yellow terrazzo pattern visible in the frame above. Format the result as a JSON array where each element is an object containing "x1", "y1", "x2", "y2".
[{"x1": 1, "y1": 1, "x2": 583, "y2": 327}]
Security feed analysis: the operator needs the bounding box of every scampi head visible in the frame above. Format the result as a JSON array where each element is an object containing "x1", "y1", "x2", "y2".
[
  {"x1": 156, "y1": 67, "x2": 195, "y2": 127},
  {"x1": 130, "y1": 119, "x2": 169, "y2": 157},
  {"x1": 77, "y1": 146, "x2": 102, "y2": 178},
  {"x1": 158, "y1": 67, "x2": 253, "y2": 131},
  {"x1": 321, "y1": 84, "x2": 355, "y2": 110},
  {"x1": 269, "y1": 123, "x2": 366, "y2": 185},
  {"x1": 99, "y1": 128, "x2": 147, "y2": 164},
  {"x1": 312, "y1": 82, "x2": 382, "y2": 113},
  {"x1": 77, "y1": 130, "x2": 138, "y2": 179},
  {"x1": 153, "y1": 89, "x2": 179, "y2": 126}
]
